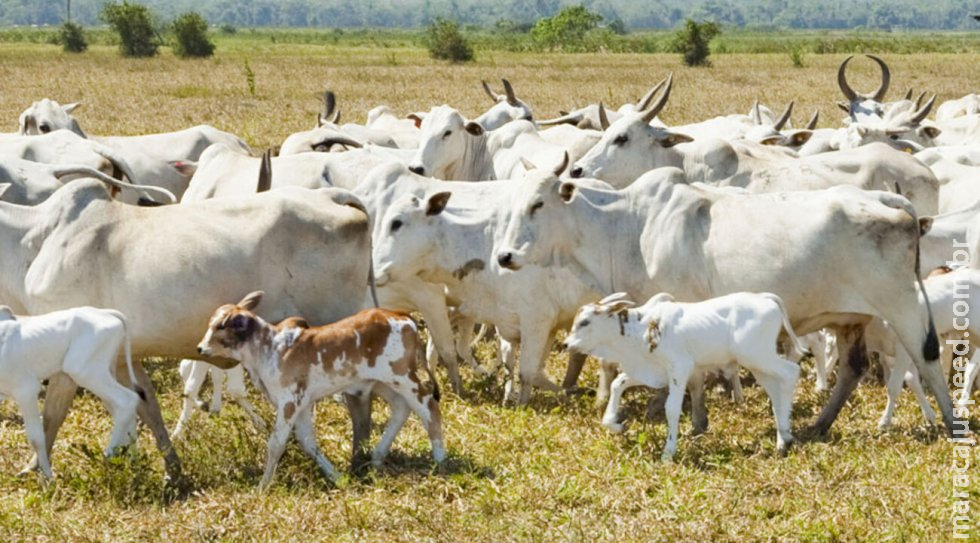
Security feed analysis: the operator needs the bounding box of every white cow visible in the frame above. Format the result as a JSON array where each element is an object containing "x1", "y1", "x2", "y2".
[
  {"x1": 0, "y1": 306, "x2": 143, "y2": 479},
  {"x1": 564, "y1": 292, "x2": 803, "y2": 459},
  {"x1": 0, "y1": 179, "x2": 375, "y2": 483},
  {"x1": 936, "y1": 94, "x2": 980, "y2": 122},
  {"x1": 493, "y1": 167, "x2": 956, "y2": 436},
  {"x1": 535, "y1": 77, "x2": 670, "y2": 130},
  {"x1": 474, "y1": 79, "x2": 534, "y2": 130},
  {"x1": 0, "y1": 158, "x2": 174, "y2": 206}
]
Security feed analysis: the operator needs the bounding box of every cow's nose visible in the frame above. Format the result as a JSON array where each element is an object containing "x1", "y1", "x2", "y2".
[
  {"x1": 497, "y1": 252, "x2": 513, "y2": 268},
  {"x1": 570, "y1": 166, "x2": 584, "y2": 178},
  {"x1": 39, "y1": 124, "x2": 50, "y2": 134},
  {"x1": 197, "y1": 346, "x2": 205, "y2": 355},
  {"x1": 409, "y1": 165, "x2": 425, "y2": 175},
  {"x1": 558, "y1": 341, "x2": 568, "y2": 351}
]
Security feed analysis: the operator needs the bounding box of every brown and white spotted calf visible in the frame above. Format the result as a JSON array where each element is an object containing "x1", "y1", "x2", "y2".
[{"x1": 197, "y1": 291, "x2": 445, "y2": 489}]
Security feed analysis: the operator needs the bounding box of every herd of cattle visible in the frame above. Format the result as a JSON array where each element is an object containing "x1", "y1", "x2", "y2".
[{"x1": 1, "y1": 54, "x2": 979, "y2": 489}]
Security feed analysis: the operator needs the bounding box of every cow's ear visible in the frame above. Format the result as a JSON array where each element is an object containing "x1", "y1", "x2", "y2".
[
  {"x1": 605, "y1": 300, "x2": 635, "y2": 314},
  {"x1": 920, "y1": 126, "x2": 941, "y2": 139},
  {"x1": 63, "y1": 102, "x2": 81, "y2": 114},
  {"x1": 759, "y1": 135, "x2": 783, "y2": 146},
  {"x1": 520, "y1": 157, "x2": 539, "y2": 172},
  {"x1": 407, "y1": 113, "x2": 424, "y2": 128},
  {"x1": 658, "y1": 132, "x2": 693, "y2": 148},
  {"x1": 559, "y1": 182, "x2": 575, "y2": 203},
  {"x1": 170, "y1": 160, "x2": 197, "y2": 177},
  {"x1": 426, "y1": 192, "x2": 451, "y2": 216},
  {"x1": 789, "y1": 130, "x2": 813, "y2": 146},
  {"x1": 464, "y1": 121, "x2": 484, "y2": 136},
  {"x1": 237, "y1": 290, "x2": 264, "y2": 311}
]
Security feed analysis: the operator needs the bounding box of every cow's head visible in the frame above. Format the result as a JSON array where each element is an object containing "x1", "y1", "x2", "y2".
[
  {"x1": 474, "y1": 79, "x2": 533, "y2": 130},
  {"x1": 743, "y1": 102, "x2": 817, "y2": 149},
  {"x1": 570, "y1": 75, "x2": 693, "y2": 187},
  {"x1": 564, "y1": 293, "x2": 637, "y2": 357},
  {"x1": 373, "y1": 191, "x2": 452, "y2": 287},
  {"x1": 197, "y1": 291, "x2": 265, "y2": 358},
  {"x1": 834, "y1": 95, "x2": 939, "y2": 152},
  {"x1": 495, "y1": 154, "x2": 576, "y2": 271},
  {"x1": 409, "y1": 106, "x2": 485, "y2": 180},
  {"x1": 19, "y1": 99, "x2": 83, "y2": 136}
]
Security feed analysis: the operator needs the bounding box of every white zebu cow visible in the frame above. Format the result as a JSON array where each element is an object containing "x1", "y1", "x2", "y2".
[
  {"x1": 371, "y1": 161, "x2": 603, "y2": 404},
  {"x1": 0, "y1": 158, "x2": 172, "y2": 205},
  {"x1": 535, "y1": 77, "x2": 670, "y2": 130},
  {"x1": 474, "y1": 79, "x2": 534, "y2": 130},
  {"x1": 936, "y1": 94, "x2": 980, "y2": 122},
  {"x1": 565, "y1": 292, "x2": 803, "y2": 459},
  {"x1": 0, "y1": 306, "x2": 143, "y2": 479},
  {"x1": 366, "y1": 106, "x2": 422, "y2": 149},
  {"x1": 567, "y1": 89, "x2": 939, "y2": 214},
  {"x1": 0, "y1": 179, "x2": 375, "y2": 483},
  {"x1": 493, "y1": 167, "x2": 956, "y2": 436}
]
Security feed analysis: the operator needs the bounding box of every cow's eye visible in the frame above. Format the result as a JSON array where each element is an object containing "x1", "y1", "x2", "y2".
[
  {"x1": 216, "y1": 323, "x2": 225, "y2": 330},
  {"x1": 391, "y1": 219, "x2": 403, "y2": 232},
  {"x1": 443, "y1": 130, "x2": 452, "y2": 138},
  {"x1": 889, "y1": 134, "x2": 899, "y2": 140},
  {"x1": 530, "y1": 201, "x2": 543, "y2": 215},
  {"x1": 578, "y1": 319, "x2": 590, "y2": 328},
  {"x1": 613, "y1": 134, "x2": 628, "y2": 145},
  {"x1": 39, "y1": 124, "x2": 51, "y2": 133}
]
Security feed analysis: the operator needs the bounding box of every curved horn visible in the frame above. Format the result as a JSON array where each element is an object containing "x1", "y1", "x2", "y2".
[
  {"x1": 915, "y1": 91, "x2": 926, "y2": 110},
  {"x1": 257, "y1": 149, "x2": 272, "y2": 193},
  {"x1": 51, "y1": 166, "x2": 177, "y2": 204},
  {"x1": 904, "y1": 88, "x2": 914, "y2": 100},
  {"x1": 481, "y1": 80, "x2": 499, "y2": 102},
  {"x1": 750, "y1": 100, "x2": 763, "y2": 125},
  {"x1": 642, "y1": 73, "x2": 673, "y2": 124},
  {"x1": 805, "y1": 109, "x2": 820, "y2": 130},
  {"x1": 598, "y1": 102, "x2": 610, "y2": 131},
  {"x1": 866, "y1": 54, "x2": 890, "y2": 102},
  {"x1": 553, "y1": 151, "x2": 569, "y2": 177},
  {"x1": 536, "y1": 113, "x2": 582, "y2": 127},
  {"x1": 323, "y1": 91, "x2": 337, "y2": 122},
  {"x1": 312, "y1": 136, "x2": 363, "y2": 151},
  {"x1": 910, "y1": 94, "x2": 936, "y2": 124},
  {"x1": 501, "y1": 79, "x2": 518, "y2": 106},
  {"x1": 837, "y1": 55, "x2": 858, "y2": 102},
  {"x1": 635, "y1": 77, "x2": 668, "y2": 110},
  {"x1": 773, "y1": 101, "x2": 794, "y2": 131}
]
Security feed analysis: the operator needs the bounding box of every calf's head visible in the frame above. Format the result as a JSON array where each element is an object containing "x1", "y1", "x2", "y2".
[
  {"x1": 197, "y1": 291, "x2": 265, "y2": 357},
  {"x1": 564, "y1": 293, "x2": 636, "y2": 358}
]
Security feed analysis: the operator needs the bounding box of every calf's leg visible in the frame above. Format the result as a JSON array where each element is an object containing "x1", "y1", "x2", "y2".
[
  {"x1": 173, "y1": 360, "x2": 208, "y2": 438},
  {"x1": 602, "y1": 373, "x2": 642, "y2": 433},
  {"x1": 21, "y1": 373, "x2": 77, "y2": 475},
  {"x1": 370, "y1": 387, "x2": 411, "y2": 466},
  {"x1": 292, "y1": 405, "x2": 339, "y2": 482},
  {"x1": 14, "y1": 384, "x2": 52, "y2": 480}
]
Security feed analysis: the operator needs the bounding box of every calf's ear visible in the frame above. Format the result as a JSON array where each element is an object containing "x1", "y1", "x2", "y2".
[
  {"x1": 426, "y1": 192, "x2": 452, "y2": 216},
  {"x1": 237, "y1": 290, "x2": 264, "y2": 311}
]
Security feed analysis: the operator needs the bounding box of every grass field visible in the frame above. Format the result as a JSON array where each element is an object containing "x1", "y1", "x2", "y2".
[{"x1": 0, "y1": 39, "x2": 978, "y2": 541}]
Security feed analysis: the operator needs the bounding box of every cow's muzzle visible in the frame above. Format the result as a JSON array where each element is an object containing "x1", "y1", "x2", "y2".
[
  {"x1": 497, "y1": 251, "x2": 520, "y2": 270},
  {"x1": 409, "y1": 165, "x2": 425, "y2": 175}
]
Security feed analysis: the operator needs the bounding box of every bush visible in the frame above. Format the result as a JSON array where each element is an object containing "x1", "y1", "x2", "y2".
[
  {"x1": 58, "y1": 22, "x2": 87, "y2": 53},
  {"x1": 671, "y1": 19, "x2": 721, "y2": 67},
  {"x1": 101, "y1": 1, "x2": 160, "y2": 57},
  {"x1": 425, "y1": 18, "x2": 474, "y2": 63},
  {"x1": 171, "y1": 12, "x2": 215, "y2": 58},
  {"x1": 219, "y1": 23, "x2": 237, "y2": 35},
  {"x1": 531, "y1": 6, "x2": 603, "y2": 51},
  {"x1": 789, "y1": 45, "x2": 807, "y2": 67}
]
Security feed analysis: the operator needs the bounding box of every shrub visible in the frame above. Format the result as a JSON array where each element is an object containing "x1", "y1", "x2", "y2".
[
  {"x1": 59, "y1": 22, "x2": 87, "y2": 53},
  {"x1": 171, "y1": 12, "x2": 215, "y2": 58},
  {"x1": 425, "y1": 18, "x2": 474, "y2": 63},
  {"x1": 101, "y1": 1, "x2": 160, "y2": 57},
  {"x1": 789, "y1": 45, "x2": 807, "y2": 67},
  {"x1": 219, "y1": 23, "x2": 237, "y2": 35},
  {"x1": 531, "y1": 6, "x2": 603, "y2": 51},
  {"x1": 671, "y1": 18, "x2": 721, "y2": 67}
]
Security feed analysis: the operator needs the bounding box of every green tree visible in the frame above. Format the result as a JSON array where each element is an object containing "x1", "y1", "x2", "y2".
[
  {"x1": 425, "y1": 17, "x2": 474, "y2": 63},
  {"x1": 671, "y1": 18, "x2": 720, "y2": 66},
  {"x1": 531, "y1": 5, "x2": 602, "y2": 50},
  {"x1": 171, "y1": 11, "x2": 215, "y2": 58},
  {"x1": 101, "y1": 1, "x2": 160, "y2": 57},
  {"x1": 58, "y1": 21, "x2": 88, "y2": 53}
]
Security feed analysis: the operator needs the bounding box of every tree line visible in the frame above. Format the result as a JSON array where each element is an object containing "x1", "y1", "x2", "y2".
[{"x1": 4, "y1": 0, "x2": 978, "y2": 31}]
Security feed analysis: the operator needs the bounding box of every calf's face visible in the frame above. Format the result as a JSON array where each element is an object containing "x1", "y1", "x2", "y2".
[
  {"x1": 565, "y1": 303, "x2": 630, "y2": 358},
  {"x1": 197, "y1": 291, "x2": 265, "y2": 357}
]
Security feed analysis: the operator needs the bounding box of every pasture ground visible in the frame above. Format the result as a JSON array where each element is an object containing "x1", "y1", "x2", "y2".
[{"x1": 0, "y1": 40, "x2": 977, "y2": 541}]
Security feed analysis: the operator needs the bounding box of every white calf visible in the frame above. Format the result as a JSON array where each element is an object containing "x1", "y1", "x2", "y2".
[
  {"x1": 197, "y1": 292, "x2": 445, "y2": 489},
  {"x1": 171, "y1": 361, "x2": 266, "y2": 439},
  {"x1": 0, "y1": 306, "x2": 143, "y2": 479},
  {"x1": 565, "y1": 292, "x2": 803, "y2": 460}
]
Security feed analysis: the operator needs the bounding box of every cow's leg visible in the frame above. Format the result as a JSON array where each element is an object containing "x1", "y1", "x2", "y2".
[
  {"x1": 173, "y1": 360, "x2": 209, "y2": 439},
  {"x1": 207, "y1": 367, "x2": 226, "y2": 413},
  {"x1": 811, "y1": 325, "x2": 867, "y2": 436},
  {"x1": 661, "y1": 368, "x2": 691, "y2": 461},
  {"x1": 961, "y1": 349, "x2": 980, "y2": 403},
  {"x1": 260, "y1": 403, "x2": 298, "y2": 490},
  {"x1": 370, "y1": 387, "x2": 411, "y2": 466},
  {"x1": 904, "y1": 364, "x2": 937, "y2": 426},
  {"x1": 500, "y1": 338, "x2": 518, "y2": 405},
  {"x1": 727, "y1": 367, "x2": 744, "y2": 404},
  {"x1": 413, "y1": 294, "x2": 463, "y2": 394},
  {"x1": 562, "y1": 352, "x2": 587, "y2": 391},
  {"x1": 120, "y1": 360, "x2": 184, "y2": 486},
  {"x1": 889, "y1": 316, "x2": 956, "y2": 435},
  {"x1": 14, "y1": 384, "x2": 51, "y2": 480},
  {"x1": 688, "y1": 372, "x2": 709, "y2": 435},
  {"x1": 596, "y1": 359, "x2": 618, "y2": 408},
  {"x1": 226, "y1": 366, "x2": 266, "y2": 433},
  {"x1": 516, "y1": 326, "x2": 561, "y2": 406},
  {"x1": 292, "y1": 405, "x2": 339, "y2": 482},
  {"x1": 344, "y1": 391, "x2": 373, "y2": 466},
  {"x1": 752, "y1": 362, "x2": 799, "y2": 454},
  {"x1": 602, "y1": 372, "x2": 642, "y2": 433},
  {"x1": 21, "y1": 373, "x2": 77, "y2": 475},
  {"x1": 455, "y1": 318, "x2": 489, "y2": 376},
  {"x1": 878, "y1": 351, "x2": 906, "y2": 430}
]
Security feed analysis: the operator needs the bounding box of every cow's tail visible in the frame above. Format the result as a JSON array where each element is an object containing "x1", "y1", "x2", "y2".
[
  {"x1": 762, "y1": 293, "x2": 810, "y2": 357},
  {"x1": 105, "y1": 309, "x2": 146, "y2": 401},
  {"x1": 415, "y1": 321, "x2": 441, "y2": 402}
]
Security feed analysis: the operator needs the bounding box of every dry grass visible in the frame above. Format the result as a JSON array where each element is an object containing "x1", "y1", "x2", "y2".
[{"x1": 0, "y1": 42, "x2": 978, "y2": 541}]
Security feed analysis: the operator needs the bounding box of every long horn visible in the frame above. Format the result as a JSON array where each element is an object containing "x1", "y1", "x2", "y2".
[
  {"x1": 598, "y1": 292, "x2": 631, "y2": 306},
  {"x1": 51, "y1": 166, "x2": 177, "y2": 204},
  {"x1": 635, "y1": 77, "x2": 668, "y2": 110},
  {"x1": 904, "y1": 88, "x2": 914, "y2": 100},
  {"x1": 837, "y1": 55, "x2": 858, "y2": 102},
  {"x1": 910, "y1": 94, "x2": 936, "y2": 124},
  {"x1": 915, "y1": 91, "x2": 926, "y2": 110},
  {"x1": 867, "y1": 54, "x2": 890, "y2": 102},
  {"x1": 553, "y1": 151, "x2": 569, "y2": 177},
  {"x1": 536, "y1": 113, "x2": 582, "y2": 127},
  {"x1": 312, "y1": 136, "x2": 363, "y2": 150},
  {"x1": 750, "y1": 99, "x2": 763, "y2": 125},
  {"x1": 481, "y1": 80, "x2": 499, "y2": 102},
  {"x1": 257, "y1": 149, "x2": 272, "y2": 193},
  {"x1": 501, "y1": 79, "x2": 518, "y2": 106},
  {"x1": 773, "y1": 101, "x2": 794, "y2": 131},
  {"x1": 323, "y1": 91, "x2": 337, "y2": 122},
  {"x1": 806, "y1": 109, "x2": 820, "y2": 130},
  {"x1": 598, "y1": 102, "x2": 610, "y2": 130},
  {"x1": 642, "y1": 72, "x2": 673, "y2": 124}
]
